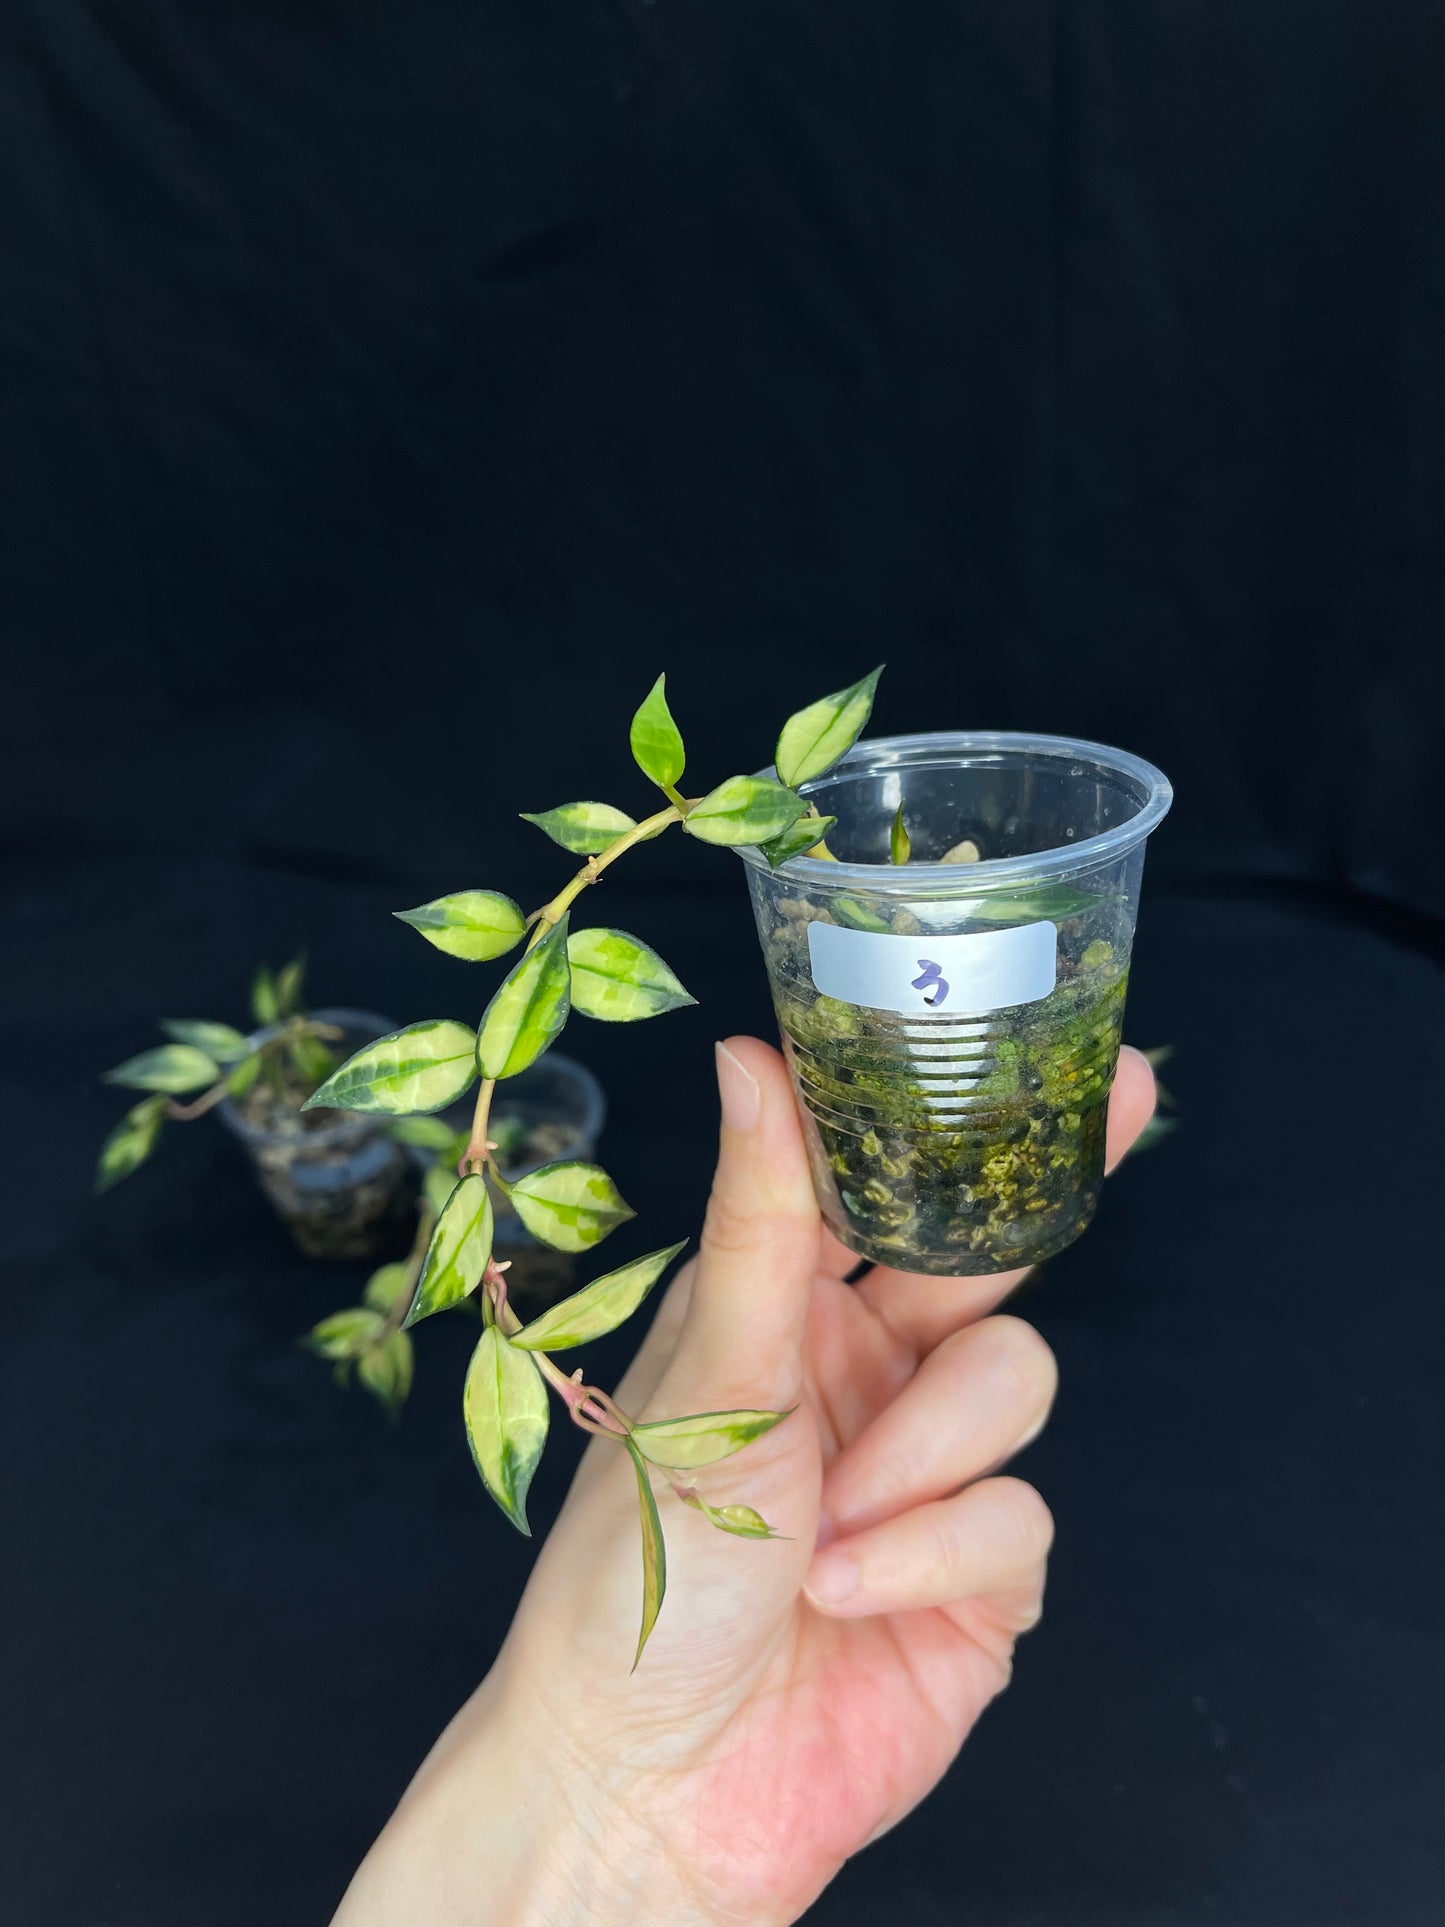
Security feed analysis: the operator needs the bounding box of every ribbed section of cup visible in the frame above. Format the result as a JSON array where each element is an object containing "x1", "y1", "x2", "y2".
[
  {"x1": 771, "y1": 975, "x2": 1126, "y2": 1276},
  {"x1": 778, "y1": 1003, "x2": 1120, "y2": 1143}
]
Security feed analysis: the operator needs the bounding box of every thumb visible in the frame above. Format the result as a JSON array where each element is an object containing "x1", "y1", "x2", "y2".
[{"x1": 649, "y1": 1036, "x2": 822, "y2": 1414}]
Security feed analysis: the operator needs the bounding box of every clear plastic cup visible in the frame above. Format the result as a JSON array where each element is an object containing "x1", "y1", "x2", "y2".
[
  {"x1": 739, "y1": 732, "x2": 1172, "y2": 1276},
  {"x1": 218, "y1": 1008, "x2": 418, "y2": 1260}
]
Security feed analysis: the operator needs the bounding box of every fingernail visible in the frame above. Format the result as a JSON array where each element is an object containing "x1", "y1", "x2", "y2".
[
  {"x1": 715, "y1": 1040, "x2": 761, "y2": 1134},
  {"x1": 804, "y1": 1549, "x2": 859, "y2": 1607}
]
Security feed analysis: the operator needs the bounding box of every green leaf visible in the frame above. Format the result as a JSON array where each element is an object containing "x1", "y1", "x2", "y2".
[
  {"x1": 631, "y1": 1407, "x2": 791, "y2": 1470},
  {"x1": 832, "y1": 896, "x2": 891, "y2": 933},
  {"x1": 160, "y1": 1019, "x2": 250, "y2": 1063},
  {"x1": 393, "y1": 890, "x2": 527, "y2": 963},
  {"x1": 404, "y1": 1174, "x2": 494, "y2": 1327},
  {"x1": 308, "y1": 1307, "x2": 386, "y2": 1360},
  {"x1": 680, "y1": 1493, "x2": 783, "y2": 1539},
  {"x1": 520, "y1": 802, "x2": 637, "y2": 856},
  {"x1": 774, "y1": 665, "x2": 883, "y2": 788},
  {"x1": 758, "y1": 813, "x2": 838, "y2": 869},
  {"x1": 357, "y1": 1330, "x2": 414, "y2": 1418},
  {"x1": 362, "y1": 1262, "x2": 413, "y2": 1314},
  {"x1": 963, "y1": 883, "x2": 1114, "y2": 925},
  {"x1": 251, "y1": 965, "x2": 279, "y2": 1026},
  {"x1": 683, "y1": 775, "x2": 806, "y2": 848},
  {"x1": 630, "y1": 674, "x2": 685, "y2": 790},
  {"x1": 566, "y1": 928, "x2": 696, "y2": 1023},
  {"x1": 95, "y1": 1095, "x2": 166, "y2": 1192},
  {"x1": 386, "y1": 1113, "x2": 460, "y2": 1151},
  {"x1": 226, "y1": 1053, "x2": 263, "y2": 1098},
  {"x1": 475, "y1": 920, "x2": 572, "y2": 1081},
  {"x1": 423, "y1": 1158, "x2": 459, "y2": 1218},
  {"x1": 889, "y1": 805, "x2": 912, "y2": 866},
  {"x1": 288, "y1": 1033, "x2": 338, "y2": 1088},
  {"x1": 510, "y1": 1159, "x2": 634, "y2": 1253},
  {"x1": 301, "y1": 1019, "x2": 478, "y2": 1115},
  {"x1": 275, "y1": 953, "x2": 306, "y2": 1017},
  {"x1": 103, "y1": 1043, "x2": 219, "y2": 1094},
  {"x1": 512, "y1": 1241, "x2": 686, "y2": 1351},
  {"x1": 624, "y1": 1436, "x2": 667, "y2": 1669},
  {"x1": 464, "y1": 1327, "x2": 550, "y2": 1535}
]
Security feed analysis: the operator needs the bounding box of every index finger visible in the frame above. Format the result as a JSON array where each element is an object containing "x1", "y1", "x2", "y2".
[{"x1": 850, "y1": 1046, "x2": 1158, "y2": 1358}]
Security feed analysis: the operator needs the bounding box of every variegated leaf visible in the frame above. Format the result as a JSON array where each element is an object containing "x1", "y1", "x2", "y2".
[
  {"x1": 510, "y1": 1159, "x2": 634, "y2": 1252},
  {"x1": 357, "y1": 1329, "x2": 414, "y2": 1417},
  {"x1": 631, "y1": 1406, "x2": 791, "y2": 1470},
  {"x1": 103, "y1": 1043, "x2": 219, "y2": 1094},
  {"x1": 520, "y1": 802, "x2": 637, "y2": 855},
  {"x1": 832, "y1": 895, "x2": 891, "y2": 933},
  {"x1": 566, "y1": 928, "x2": 695, "y2": 1023},
  {"x1": 680, "y1": 1493, "x2": 782, "y2": 1539},
  {"x1": 301, "y1": 1019, "x2": 478, "y2": 1115},
  {"x1": 386, "y1": 1114, "x2": 461, "y2": 1151},
  {"x1": 160, "y1": 1019, "x2": 250, "y2": 1063},
  {"x1": 288, "y1": 1032, "x2": 338, "y2": 1088},
  {"x1": 511, "y1": 1241, "x2": 686, "y2": 1351},
  {"x1": 683, "y1": 775, "x2": 806, "y2": 847},
  {"x1": 964, "y1": 883, "x2": 1112, "y2": 924},
  {"x1": 274, "y1": 954, "x2": 306, "y2": 1017},
  {"x1": 423, "y1": 1158, "x2": 459, "y2": 1218},
  {"x1": 629, "y1": 674, "x2": 685, "y2": 790},
  {"x1": 774, "y1": 665, "x2": 882, "y2": 788},
  {"x1": 95, "y1": 1095, "x2": 166, "y2": 1192},
  {"x1": 475, "y1": 919, "x2": 571, "y2": 1080},
  {"x1": 362, "y1": 1262, "x2": 413, "y2": 1314},
  {"x1": 464, "y1": 1327, "x2": 549, "y2": 1535},
  {"x1": 393, "y1": 890, "x2": 527, "y2": 963},
  {"x1": 404, "y1": 1174, "x2": 494, "y2": 1326},
  {"x1": 308, "y1": 1307, "x2": 386, "y2": 1360},
  {"x1": 758, "y1": 813, "x2": 838, "y2": 869},
  {"x1": 624, "y1": 1436, "x2": 667, "y2": 1668},
  {"x1": 250, "y1": 965, "x2": 279, "y2": 1025},
  {"x1": 226, "y1": 1053, "x2": 263, "y2": 1098}
]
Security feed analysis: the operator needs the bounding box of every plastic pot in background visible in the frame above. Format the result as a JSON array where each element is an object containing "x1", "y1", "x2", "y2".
[
  {"x1": 218, "y1": 1008, "x2": 416, "y2": 1261},
  {"x1": 740, "y1": 732, "x2": 1172, "y2": 1277}
]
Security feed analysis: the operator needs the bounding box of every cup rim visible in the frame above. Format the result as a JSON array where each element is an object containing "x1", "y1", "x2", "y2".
[
  {"x1": 738, "y1": 729, "x2": 1172, "y2": 894},
  {"x1": 217, "y1": 1006, "x2": 397, "y2": 1150}
]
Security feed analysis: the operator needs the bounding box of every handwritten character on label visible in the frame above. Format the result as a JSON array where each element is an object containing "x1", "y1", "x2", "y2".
[{"x1": 912, "y1": 959, "x2": 949, "y2": 1008}]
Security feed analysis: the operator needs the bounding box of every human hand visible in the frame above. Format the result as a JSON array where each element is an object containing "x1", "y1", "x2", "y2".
[{"x1": 334, "y1": 1038, "x2": 1157, "y2": 1927}]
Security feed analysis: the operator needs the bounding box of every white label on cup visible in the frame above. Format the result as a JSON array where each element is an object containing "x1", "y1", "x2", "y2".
[{"x1": 806, "y1": 918, "x2": 1057, "y2": 1017}]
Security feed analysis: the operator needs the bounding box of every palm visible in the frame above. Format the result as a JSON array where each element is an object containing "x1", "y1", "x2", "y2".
[
  {"x1": 344, "y1": 1040, "x2": 1151, "y2": 1927},
  {"x1": 513, "y1": 1259, "x2": 1040, "y2": 1923}
]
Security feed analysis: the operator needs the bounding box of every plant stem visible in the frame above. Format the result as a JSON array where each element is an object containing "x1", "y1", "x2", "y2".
[
  {"x1": 464, "y1": 1077, "x2": 497, "y2": 1172},
  {"x1": 494, "y1": 1291, "x2": 632, "y2": 1442},
  {"x1": 528, "y1": 803, "x2": 682, "y2": 944},
  {"x1": 165, "y1": 1080, "x2": 235, "y2": 1123}
]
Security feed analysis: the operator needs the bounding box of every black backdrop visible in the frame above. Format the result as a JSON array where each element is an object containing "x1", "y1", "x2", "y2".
[{"x1": 2, "y1": 4, "x2": 1443, "y2": 1924}]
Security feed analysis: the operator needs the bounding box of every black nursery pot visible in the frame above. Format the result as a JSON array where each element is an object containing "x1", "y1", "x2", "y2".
[
  {"x1": 218, "y1": 1007, "x2": 416, "y2": 1261},
  {"x1": 739, "y1": 732, "x2": 1172, "y2": 1277}
]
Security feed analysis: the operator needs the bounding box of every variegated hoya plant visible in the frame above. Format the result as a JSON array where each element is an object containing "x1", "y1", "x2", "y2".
[
  {"x1": 298, "y1": 668, "x2": 885, "y2": 1662},
  {"x1": 95, "y1": 956, "x2": 337, "y2": 1186}
]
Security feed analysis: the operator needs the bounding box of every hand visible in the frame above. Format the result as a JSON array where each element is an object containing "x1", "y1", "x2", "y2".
[{"x1": 334, "y1": 1038, "x2": 1157, "y2": 1927}]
